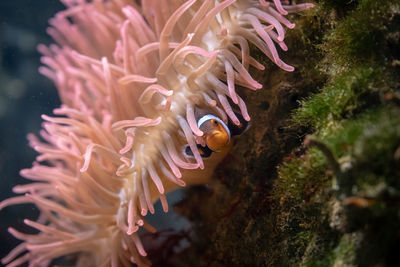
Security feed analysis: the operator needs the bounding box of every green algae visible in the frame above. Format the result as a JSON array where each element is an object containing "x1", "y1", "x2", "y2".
[{"x1": 277, "y1": 0, "x2": 400, "y2": 265}]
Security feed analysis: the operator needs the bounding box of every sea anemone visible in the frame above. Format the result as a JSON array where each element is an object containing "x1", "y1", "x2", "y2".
[{"x1": 0, "y1": 0, "x2": 313, "y2": 266}]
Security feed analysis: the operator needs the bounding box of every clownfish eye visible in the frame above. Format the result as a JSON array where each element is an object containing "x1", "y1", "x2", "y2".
[{"x1": 197, "y1": 114, "x2": 231, "y2": 152}]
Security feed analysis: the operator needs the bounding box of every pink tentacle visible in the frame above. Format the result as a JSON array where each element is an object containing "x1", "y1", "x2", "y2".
[
  {"x1": 273, "y1": 0, "x2": 288, "y2": 15},
  {"x1": 247, "y1": 8, "x2": 286, "y2": 42},
  {"x1": 159, "y1": 145, "x2": 182, "y2": 178},
  {"x1": 177, "y1": 115, "x2": 204, "y2": 169},
  {"x1": 147, "y1": 163, "x2": 165, "y2": 194},
  {"x1": 139, "y1": 84, "x2": 173, "y2": 104},
  {"x1": 111, "y1": 117, "x2": 162, "y2": 131},
  {"x1": 162, "y1": 131, "x2": 199, "y2": 170},
  {"x1": 141, "y1": 169, "x2": 154, "y2": 214},
  {"x1": 186, "y1": 103, "x2": 204, "y2": 136},
  {"x1": 224, "y1": 60, "x2": 239, "y2": 104}
]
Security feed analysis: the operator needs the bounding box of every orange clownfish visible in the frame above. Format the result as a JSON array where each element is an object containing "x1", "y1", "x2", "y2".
[
  {"x1": 184, "y1": 110, "x2": 249, "y2": 159},
  {"x1": 197, "y1": 114, "x2": 231, "y2": 152}
]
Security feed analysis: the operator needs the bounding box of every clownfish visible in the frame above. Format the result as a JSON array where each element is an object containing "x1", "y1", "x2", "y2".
[
  {"x1": 184, "y1": 107, "x2": 249, "y2": 159},
  {"x1": 198, "y1": 114, "x2": 231, "y2": 152}
]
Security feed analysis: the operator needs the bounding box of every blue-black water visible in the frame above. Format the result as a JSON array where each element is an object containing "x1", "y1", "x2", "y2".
[{"x1": 0, "y1": 0, "x2": 69, "y2": 262}]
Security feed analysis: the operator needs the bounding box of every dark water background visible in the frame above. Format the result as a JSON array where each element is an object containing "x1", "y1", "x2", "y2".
[
  {"x1": 0, "y1": 0, "x2": 70, "y2": 260},
  {"x1": 0, "y1": 1, "x2": 191, "y2": 264}
]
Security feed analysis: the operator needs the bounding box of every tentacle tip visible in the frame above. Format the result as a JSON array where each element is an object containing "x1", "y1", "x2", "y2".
[
  {"x1": 208, "y1": 100, "x2": 217, "y2": 106},
  {"x1": 232, "y1": 97, "x2": 239, "y2": 105},
  {"x1": 141, "y1": 209, "x2": 147, "y2": 216},
  {"x1": 234, "y1": 120, "x2": 241, "y2": 126},
  {"x1": 127, "y1": 226, "x2": 139, "y2": 235},
  {"x1": 260, "y1": 1, "x2": 270, "y2": 7},
  {"x1": 119, "y1": 148, "x2": 128, "y2": 154},
  {"x1": 175, "y1": 173, "x2": 182, "y2": 179},
  {"x1": 288, "y1": 23, "x2": 296, "y2": 29}
]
